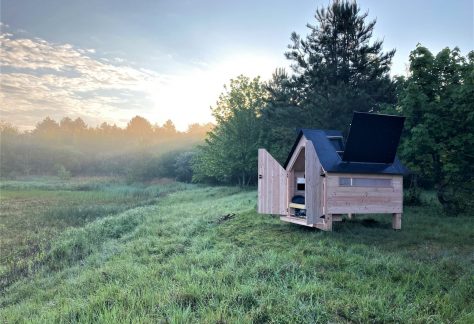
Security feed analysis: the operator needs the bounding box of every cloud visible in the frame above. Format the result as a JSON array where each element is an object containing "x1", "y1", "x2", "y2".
[
  {"x1": 0, "y1": 29, "x2": 287, "y2": 131},
  {"x1": 0, "y1": 32, "x2": 166, "y2": 129}
]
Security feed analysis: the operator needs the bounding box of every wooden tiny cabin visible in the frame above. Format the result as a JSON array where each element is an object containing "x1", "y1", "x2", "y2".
[{"x1": 258, "y1": 112, "x2": 407, "y2": 231}]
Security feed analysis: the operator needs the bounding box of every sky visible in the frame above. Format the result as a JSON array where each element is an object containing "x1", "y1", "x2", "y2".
[{"x1": 1, "y1": 0, "x2": 473, "y2": 131}]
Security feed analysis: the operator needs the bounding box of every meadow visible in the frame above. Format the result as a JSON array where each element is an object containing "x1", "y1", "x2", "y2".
[{"x1": 0, "y1": 177, "x2": 473, "y2": 323}]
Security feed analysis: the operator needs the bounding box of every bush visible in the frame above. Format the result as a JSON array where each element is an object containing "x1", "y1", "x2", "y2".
[
  {"x1": 56, "y1": 164, "x2": 71, "y2": 180},
  {"x1": 175, "y1": 151, "x2": 195, "y2": 182},
  {"x1": 437, "y1": 182, "x2": 473, "y2": 215},
  {"x1": 125, "y1": 150, "x2": 193, "y2": 183},
  {"x1": 404, "y1": 174, "x2": 421, "y2": 206}
]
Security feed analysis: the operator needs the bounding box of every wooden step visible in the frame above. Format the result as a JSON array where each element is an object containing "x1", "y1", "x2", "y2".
[
  {"x1": 280, "y1": 216, "x2": 332, "y2": 231},
  {"x1": 280, "y1": 216, "x2": 312, "y2": 227}
]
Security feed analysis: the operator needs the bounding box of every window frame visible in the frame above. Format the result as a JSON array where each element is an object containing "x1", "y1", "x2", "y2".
[{"x1": 338, "y1": 177, "x2": 392, "y2": 188}]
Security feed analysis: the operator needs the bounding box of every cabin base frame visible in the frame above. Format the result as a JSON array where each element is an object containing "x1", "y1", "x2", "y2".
[{"x1": 280, "y1": 212, "x2": 402, "y2": 231}]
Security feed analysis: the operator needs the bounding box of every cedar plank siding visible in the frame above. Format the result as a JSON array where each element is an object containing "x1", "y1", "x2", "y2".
[{"x1": 325, "y1": 174, "x2": 403, "y2": 214}]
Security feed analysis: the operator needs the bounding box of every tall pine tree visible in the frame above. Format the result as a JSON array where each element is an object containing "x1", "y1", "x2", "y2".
[
  {"x1": 260, "y1": 0, "x2": 396, "y2": 164},
  {"x1": 284, "y1": 0, "x2": 395, "y2": 132}
]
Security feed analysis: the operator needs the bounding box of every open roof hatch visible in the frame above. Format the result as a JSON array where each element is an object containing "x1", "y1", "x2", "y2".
[{"x1": 342, "y1": 112, "x2": 405, "y2": 164}]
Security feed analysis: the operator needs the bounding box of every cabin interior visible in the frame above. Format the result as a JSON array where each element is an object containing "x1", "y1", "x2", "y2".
[{"x1": 287, "y1": 147, "x2": 306, "y2": 218}]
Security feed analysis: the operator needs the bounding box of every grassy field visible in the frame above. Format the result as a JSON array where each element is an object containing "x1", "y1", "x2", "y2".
[{"x1": 0, "y1": 178, "x2": 473, "y2": 323}]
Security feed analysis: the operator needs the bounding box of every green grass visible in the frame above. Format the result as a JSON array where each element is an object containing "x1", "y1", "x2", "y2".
[
  {"x1": 0, "y1": 178, "x2": 473, "y2": 323},
  {"x1": 0, "y1": 177, "x2": 188, "y2": 288}
]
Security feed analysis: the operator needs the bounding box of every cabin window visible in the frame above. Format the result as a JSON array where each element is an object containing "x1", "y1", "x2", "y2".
[
  {"x1": 339, "y1": 177, "x2": 392, "y2": 188},
  {"x1": 296, "y1": 177, "x2": 305, "y2": 191},
  {"x1": 339, "y1": 177, "x2": 352, "y2": 186}
]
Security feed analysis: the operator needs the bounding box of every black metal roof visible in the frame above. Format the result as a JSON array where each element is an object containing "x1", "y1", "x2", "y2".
[{"x1": 283, "y1": 115, "x2": 408, "y2": 175}]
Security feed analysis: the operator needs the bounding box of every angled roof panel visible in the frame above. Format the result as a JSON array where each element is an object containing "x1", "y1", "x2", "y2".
[{"x1": 342, "y1": 112, "x2": 405, "y2": 163}]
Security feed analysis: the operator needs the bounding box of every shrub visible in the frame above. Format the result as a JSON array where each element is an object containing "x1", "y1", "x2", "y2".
[
  {"x1": 174, "y1": 151, "x2": 195, "y2": 182},
  {"x1": 404, "y1": 174, "x2": 421, "y2": 206},
  {"x1": 437, "y1": 182, "x2": 473, "y2": 215},
  {"x1": 56, "y1": 164, "x2": 71, "y2": 180}
]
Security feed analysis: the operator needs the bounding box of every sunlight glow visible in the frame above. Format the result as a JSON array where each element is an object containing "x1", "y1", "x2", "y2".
[{"x1": 146, "y1": 53, "x2": 287, "y2": 130}]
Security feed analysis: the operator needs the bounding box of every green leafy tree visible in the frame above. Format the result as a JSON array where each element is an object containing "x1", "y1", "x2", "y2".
[
  {"x1": 395, "y1": 46, "x2": 474, "y2": 213},
  {"x1": 193, "y1": 75, "x2": 267, "y2": 186}
]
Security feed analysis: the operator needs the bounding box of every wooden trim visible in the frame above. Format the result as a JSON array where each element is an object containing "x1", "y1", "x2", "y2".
[{"x1": 285, "y1": 136, "x2": 307, "y2": 171}]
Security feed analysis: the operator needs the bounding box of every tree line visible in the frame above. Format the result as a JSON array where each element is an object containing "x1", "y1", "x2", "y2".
[
  {"x1": 192, "y1": 0, "x2": 473, "y2": 213},
  {"x1": 0, "y1": 116, "x2": 212, "y2": 182}
]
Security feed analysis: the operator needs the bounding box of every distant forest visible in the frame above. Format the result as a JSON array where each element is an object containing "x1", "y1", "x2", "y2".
[
  {"x1": 0, "y1": 116, "x2": 213, "y2": 182},
  {"x1": 1, "y1": 0, "x2": 473, "y2": 213}
]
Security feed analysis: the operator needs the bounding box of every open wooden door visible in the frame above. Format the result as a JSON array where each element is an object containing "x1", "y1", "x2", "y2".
[
  {"x1": 258, "y1": 149, "x2": 287, "y2": 215},
  {"x1": 305, "y1": 141, "x2": 324, "y2": 225}
]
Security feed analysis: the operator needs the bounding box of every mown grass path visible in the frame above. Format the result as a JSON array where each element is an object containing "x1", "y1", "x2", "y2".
[{"x1": 0, "y1": 181, "x2": 473, "y2": 323}]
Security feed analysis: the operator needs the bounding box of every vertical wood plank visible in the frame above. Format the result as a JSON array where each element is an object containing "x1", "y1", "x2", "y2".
[
  {"x1": 325, "y1": 214, "x2": 333, "y2": 231},
  {"x1": 392, "y1": 213, "x2": 402, "y2": 230},
  {"x1": 305, "y1": 141, "x2": 323, "y2": 225}
]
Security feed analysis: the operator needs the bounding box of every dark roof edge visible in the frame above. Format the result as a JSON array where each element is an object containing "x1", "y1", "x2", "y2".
[
  {"x1": 352, "y1": 111, "x2": 405, "y2": 118},
  {"x1": 283, "y1": 130, "x2": 304, "y2": 169},
  {"x1": 325, "y1": 170, "x2": 406, "y2": 176}
]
